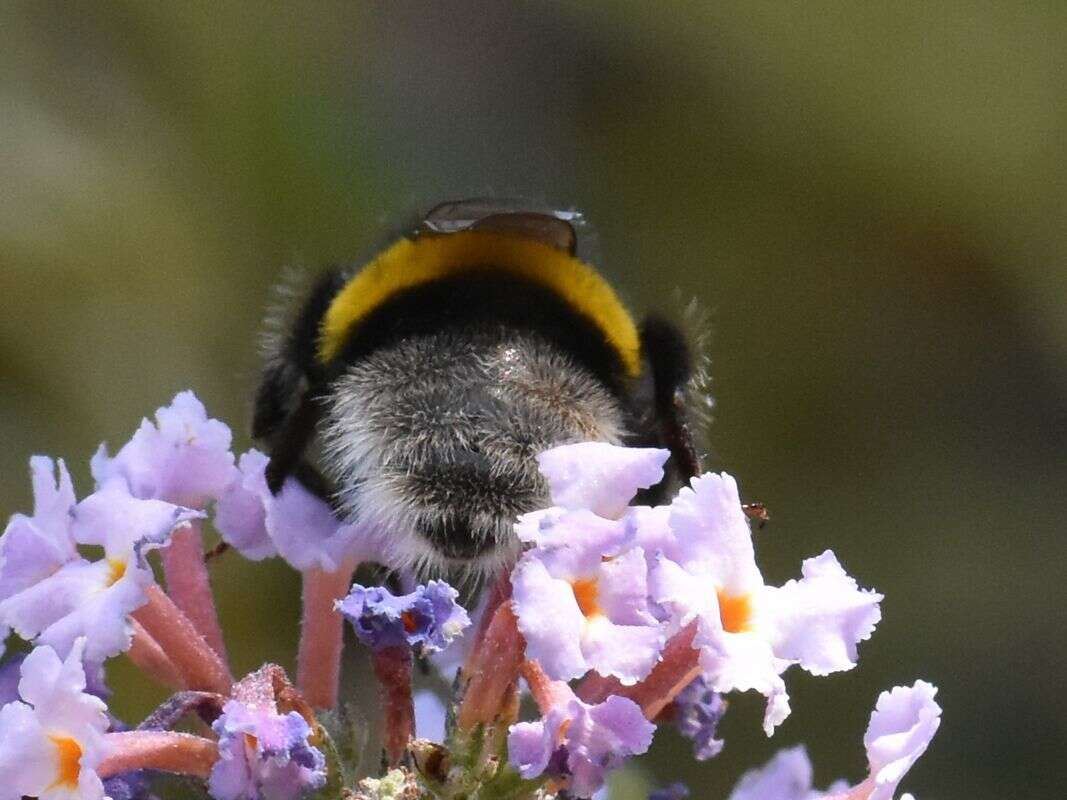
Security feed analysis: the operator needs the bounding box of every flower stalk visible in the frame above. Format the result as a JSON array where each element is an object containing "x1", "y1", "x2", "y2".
[
  {"x1": 132, "y1": 584, "x2": 232, "y2": 695},
  {"x1": 127, "y1": 619, "x2": 186, "y2": 691},
  {"x1": 578, "y1": 622, "x2": 701, "y2": 719},
  {"x1": 297, "y1": 560, "x2": 357, "y2": 710},
  {"x1": 462, "y1": 572, "x2": 511, "y2": 668},
  {"x1": 161, "y1": 520, "x2": 229, "y2": 661},
  {"x1": 520, "y1": 660, "x2": 570, "y2": 715},
  {"x1": 372, "y1": 645, "x2": 414, "y2": 766},
  {"x1": 98, "y1": 731, "x2": 219, "y2": 779},
  {"x1": 456, "y1": 601, "x2": 524, "y2": 732}
]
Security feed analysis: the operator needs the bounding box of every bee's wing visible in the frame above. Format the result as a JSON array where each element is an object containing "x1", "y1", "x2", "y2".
[{"x1": 419, "y1": 197, "x2": 593, "y2": 258}]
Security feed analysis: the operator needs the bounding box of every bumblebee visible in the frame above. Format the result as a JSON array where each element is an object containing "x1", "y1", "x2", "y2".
[{"x1": 253, "y1": 199, "x2": 707, "y2": 576}]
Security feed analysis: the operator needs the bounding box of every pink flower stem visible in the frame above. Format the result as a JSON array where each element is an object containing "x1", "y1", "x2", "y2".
[
  {"x1": 127, "y1": 619, "x2": 186, "y2": 691},
  {"x1": 98, "y1": 731, "x2": 218, "y2": 779},
  {"x1": 297, "y1": 559, "x2": 357, "y2": 710},
  {"x1": 578, "y1": 622, "x2": 700, "y2": 720},
  {"x1": 132, "y1": 584, "x2": 233, "y2": 695},
  {"x1": 462, "y1": 571, "x2": 511, "y2": 673},
  {"x1": 521, "y1": 660, "x2": 571, "y2": 715},
  {"x1": 160, "y1": 520, "x2": 229, "y2": 662},
  {"x1": 371, "y1": 645, "x2": 414, "y2": 766},
  {"x1": 456, "y1": 601, "x2": 525, "y2": 731}
]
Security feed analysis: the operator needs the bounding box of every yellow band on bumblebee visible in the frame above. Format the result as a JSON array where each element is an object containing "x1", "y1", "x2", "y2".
[{"x1": 317, "y1": 230, "x2": 641, "y2": 377}]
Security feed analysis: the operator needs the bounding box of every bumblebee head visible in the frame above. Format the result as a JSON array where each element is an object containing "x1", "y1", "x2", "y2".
[
  {"x1": 320, "y1": 323, "x2": 625, "y2": 575},
  {"x1": 254, "y1": 199, "x2": 705, "y2": 577}
]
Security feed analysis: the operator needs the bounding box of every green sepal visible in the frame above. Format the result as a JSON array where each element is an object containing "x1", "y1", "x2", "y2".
[
  {"x1": 411, "y1": 722, "x2": 548, "y2": 800},
  {"x1": 314, "y1": 702, "x2": 368, "y2": 794}
]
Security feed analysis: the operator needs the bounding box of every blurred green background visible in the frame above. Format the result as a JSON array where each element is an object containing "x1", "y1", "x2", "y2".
[{"x1": 2, "y1": 3, "x2": 1064, "y2": 798}]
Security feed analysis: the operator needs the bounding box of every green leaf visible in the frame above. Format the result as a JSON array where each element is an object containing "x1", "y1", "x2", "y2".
[
  {"x1": 315, "y1": 702, "x2": 369, "y2": 794},
  {"x1": 474, "y1": 764, "x2": 545, "y2": 800},
  {"x1": 311, "y1": 723, "x2": 348, "y2": 799}
]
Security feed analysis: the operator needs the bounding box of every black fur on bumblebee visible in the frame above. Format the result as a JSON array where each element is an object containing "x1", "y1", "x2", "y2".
[{"x1": 253, "y1": 199, "x2": 708, "y2": 576}]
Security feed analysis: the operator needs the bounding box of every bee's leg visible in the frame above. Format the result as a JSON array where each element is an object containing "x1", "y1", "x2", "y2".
[
  {"x1": 205, "y1": 458, "x2": 337, "y2": 560},
  {"x1": 252, "y1": 359, "x2": 304, "y2": 442},
  {"x1": 254, "y1": 267, "x2": 348, "y2": 492},
  {"x1": 264, "y1": 391, "x2": 323, "y2": 494},
  {"x1": 639, "y1": 316, "x2": 703, "y2": 482},
  {"x1": 254, "y1": 268, "x2": 347, "y2": 440}
]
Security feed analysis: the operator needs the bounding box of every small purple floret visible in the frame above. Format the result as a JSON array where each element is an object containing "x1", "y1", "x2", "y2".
[
  {"x1": 337, "y1": 580, "x2": 470, "y2": 653},
  {"x1": 674, "y1": 676, "x2": 726, "y2": 761},
  {"x1": 508, "y1": 692, "x2": 655, "y2": 798},
  {"x1": 91, "y1": 390, "x2": 235, "y2": 508},
  {"x1": 215, "y1": 448, "x2": 387, "y2": 572},
  {"x1": 209, "y1": 698, "x2": 327, "y2": 800},
  {"x1": 0, "y1": 456, "x2": 201, "y2": 663}
]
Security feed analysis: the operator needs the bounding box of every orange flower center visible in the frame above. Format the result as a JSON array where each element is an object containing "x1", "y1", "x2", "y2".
[
  {"x1": 401, "y1": 610, "x2": 420, "y2": 633},
  {"x1": 49, "y1": 735, "x2": 82, "y2": 788},
  {"x1": 717, "y1": 589, "x2": 753, "y2": 633},
  {"x1": 105, "y1": 558, "x2": 127, "y2": 587},
  {"x1": 571, "y1": 578, "x2": 602, "y2": 618}
]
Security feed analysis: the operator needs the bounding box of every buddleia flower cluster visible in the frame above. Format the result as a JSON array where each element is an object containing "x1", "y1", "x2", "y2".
[{"x1": 0, "y1": 392, "x2": 941, "y2": 799}]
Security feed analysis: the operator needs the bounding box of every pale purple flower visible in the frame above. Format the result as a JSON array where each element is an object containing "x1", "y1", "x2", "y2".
[
  {"x1": 0, "y1": 639, "x2": 111, "y2": 800},
  {"x1": 209, "y1": 698, "x2": 326, "y2": 800},
  {"x1": 213, "y1": 450, "x2": 279, "y2": 562},
  {"x1": 427, "y1": 580, "x2": 491, "y2": 681},
  {"x1": 649, "y1": 472, "x2": 882, "y2": 733},
  {"x1": 71, "y1": 478, "x2": 203, "y2": 564},
  {"x1": 0, "y1": 458, "x2": 202, "y2": 663},
  {"x1": 528, "y1": 442, "x2": 669, "y2": 525},
  {"x1": 726, "y1": 682, "x2": 940, "y2": 800},
  {"x1": 514, "y1": 445, "x2": 675, "y2": 685},
  {"x1": 91, "y1": 390, "x2": 235, "y2": 507},
  {"x1": 515, "y1": 505, "x2": 629, "y2": 551},
  {"x1": 858, "y1": 681, "x2": 941, "y2": 800},
  {"x1": 215, "y1": 449, "x2": 388, "y2": 572},
  {"x1": 338, "y1": 581, "x2": 470, "y2": 653},
  {"x1": 512, "y1": 517, "x2": 664, "y2": 685},
  {"x1": 0, "y1": 457, "x2": 78, "y2": 603},
  {"x1": 727, "y1": 746, "x2": 824, "y2": 800},
  {"x1": 674, "y1": 675, "x2": 726, "y2": 761},
  {"x1": 517, "y1": 443, "x2": 882, "y2": 734},
  {"x1": 508, "y1": 685, "x2": 655, "y2": 798}
]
